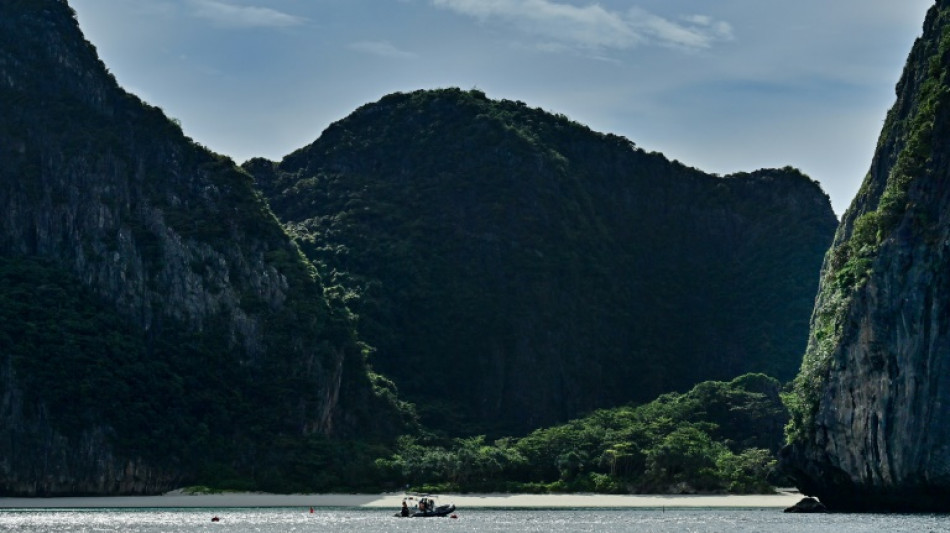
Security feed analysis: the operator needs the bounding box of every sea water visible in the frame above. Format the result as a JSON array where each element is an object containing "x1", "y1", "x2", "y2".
[{"x1": 0, "y1": 507, "x2": 949, "y2": 533}]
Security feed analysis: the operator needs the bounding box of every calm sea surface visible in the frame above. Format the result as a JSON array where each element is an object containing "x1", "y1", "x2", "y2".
[{"x1": 0, "y1": 507, "x2": 948, "y2": 533}]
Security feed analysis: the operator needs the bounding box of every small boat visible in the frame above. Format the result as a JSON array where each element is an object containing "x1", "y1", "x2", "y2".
[{"x1": 411, "y1": 496, "x2": 456, "y2": 517}]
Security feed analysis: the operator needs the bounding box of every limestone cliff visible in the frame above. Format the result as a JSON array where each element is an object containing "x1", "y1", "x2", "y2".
[
  {"x1": 0, "y1": 0, "x2": 402, "y2": 495},
  {"x1": 782, "y1": 0, "x2": 950, "y2": 511}
]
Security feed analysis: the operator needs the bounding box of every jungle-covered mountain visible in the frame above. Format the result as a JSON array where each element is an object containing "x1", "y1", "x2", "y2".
[
  {"x1": 0, "y1": 0, "x2": 409, "y2": 495},
  {"x1": 248, "y1": 88, "x2": 839, "y2": 437},
  {"x1": 782, "y1": 0, "x2": 950, "y2": 512}
]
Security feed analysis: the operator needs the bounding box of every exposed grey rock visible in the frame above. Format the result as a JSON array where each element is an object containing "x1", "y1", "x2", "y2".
[
  {"x1": 783, "y1": 497, "x2": 827, "y2": 513},
  {"x1": 781, "y1": 0, "x2": 950, "y2": 512}
]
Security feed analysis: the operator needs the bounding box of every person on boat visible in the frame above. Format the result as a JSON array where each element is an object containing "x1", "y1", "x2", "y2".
[
  {"x1": 418, "y1": 499, "x2": 427, "y2": 513},
  {"x1": 401, "y1": 500, "x2": 410, "y2": 517}
]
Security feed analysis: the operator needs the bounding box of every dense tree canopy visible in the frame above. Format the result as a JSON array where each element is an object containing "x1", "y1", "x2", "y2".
[
  {"x1": 377, "y1": 374, "x2": 788, "y2": 494},
  {"x1": 250, "y1": 88, "x2": 837, "y2": 436}
]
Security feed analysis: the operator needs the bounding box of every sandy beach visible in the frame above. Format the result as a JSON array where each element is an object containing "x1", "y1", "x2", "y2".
[{"x1": 0, "y1": 490, "x2": 804, "y2": 509}]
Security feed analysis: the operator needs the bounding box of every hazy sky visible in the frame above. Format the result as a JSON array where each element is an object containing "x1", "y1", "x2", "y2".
[{"x1": 69, "y1": 0, "x2": 934, "y2": 214}]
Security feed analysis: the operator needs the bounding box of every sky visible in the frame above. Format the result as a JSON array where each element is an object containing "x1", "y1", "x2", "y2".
[{"x1": 68, "y1": 0, "x2": 935, "y2": 215}]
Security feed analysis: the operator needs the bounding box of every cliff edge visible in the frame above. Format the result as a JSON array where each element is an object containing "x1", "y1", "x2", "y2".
[
  {"x1": 782, "y1": 0, "x2": 950, "y2": 512},
  {"x1": 0, "y1": 0, "x2": 404, "y2": 495}
]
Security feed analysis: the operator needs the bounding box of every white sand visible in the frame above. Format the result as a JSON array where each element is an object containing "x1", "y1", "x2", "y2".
[{"x1": 0, "y1": 490, "x2": 803, "y2": 509}]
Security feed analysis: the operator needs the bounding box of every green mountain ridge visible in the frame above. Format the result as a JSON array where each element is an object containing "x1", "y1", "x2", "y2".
[{"x1": 249, "y1": 88, "x2": 838, "y2": 437}]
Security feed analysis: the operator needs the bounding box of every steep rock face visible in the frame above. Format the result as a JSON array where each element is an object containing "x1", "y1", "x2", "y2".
[
  {"x1": 249, "y1": 89, "x2": 838, "y2": 436},
  {"x1": 782, "y1": 1, "x2": 950, "y2": 511},
  {"x1": 0, "y1": 0, "x2": 399, "y2": 495}
]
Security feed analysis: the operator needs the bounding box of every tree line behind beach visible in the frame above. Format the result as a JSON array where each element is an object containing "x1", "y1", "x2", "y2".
[{"x1": 371, "y1": 374, "x2": 787, "y2": 494}]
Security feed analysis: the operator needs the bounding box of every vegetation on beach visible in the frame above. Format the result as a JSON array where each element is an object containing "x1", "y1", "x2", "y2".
[{"x1": 376, "y1": 374, "x2": 787, "y2": 494}]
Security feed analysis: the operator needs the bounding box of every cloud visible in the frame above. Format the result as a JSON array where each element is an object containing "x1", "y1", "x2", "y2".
[
  {"x1": 630, "y1": 8, "x2": 734, "y2": 50},
  {"x1": 432, "y1": 0, "x2": 640, "y2": 49},
  {"x1": 431, "y1": 0, "x2": 731, "y2": 51},
  {"x1": 188, "y1": 0, "x2": 305, "y2": 28},
  {"x1": 348, "y1": 41, "x2": 419, "y2": 59}
]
